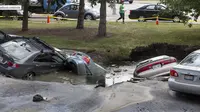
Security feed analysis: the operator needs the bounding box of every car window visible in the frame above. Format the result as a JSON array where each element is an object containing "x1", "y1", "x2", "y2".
[
  {"x1": 156, "y1": 5, "x2": 166, "y2": 10},
  {"x1": 51, "y1": 53, "x2": 64, "y2": 63},
  {"x1": 180, "y1": 53, "x2": 200, "y2": 67},
  {"x1": 70, "y1": 5, "x2": 79, "y2": 11},
  {"x1": 1, "y1": 41, "x2": 36, "y2": 60},
  {"x1": 145, "y1": 5, "x2": 155, "y2": 10},
  {"x1": 34, "y1": 53, "x2": 63, "y2": 63},
  {"x1": 60, "y1": 5, "x2": 70, "y2": 11}
]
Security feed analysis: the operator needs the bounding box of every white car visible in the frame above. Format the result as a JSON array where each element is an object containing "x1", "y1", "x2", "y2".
[
  {"x1": 134, "y1": 55, "x2": 177, "y2": 78},
  {"x1": 168, "y1": 50, "x2": 200, "y2": 95}
]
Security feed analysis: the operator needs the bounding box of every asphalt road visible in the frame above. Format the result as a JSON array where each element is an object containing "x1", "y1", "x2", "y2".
[{"x1": 115, "y1": 80, "x2": 200, "y2": 112}]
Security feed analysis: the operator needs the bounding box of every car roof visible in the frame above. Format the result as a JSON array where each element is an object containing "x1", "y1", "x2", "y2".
[{"x1": 2, "y1": 38, "x2": 54, "y2": 53}]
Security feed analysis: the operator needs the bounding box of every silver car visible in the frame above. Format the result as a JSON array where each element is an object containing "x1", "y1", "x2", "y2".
[
  {"x1": 134, "y1": 55, "x2": 177, "y2": 78},
  {"x1": 168, "y1": 50, "x2": 200, "y2": 95},
  {"x1": 53, "y1": 3, "x2": 100, "y2": 20}
]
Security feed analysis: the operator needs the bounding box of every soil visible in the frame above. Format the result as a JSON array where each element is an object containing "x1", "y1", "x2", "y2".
[{"x1": 130, "y1": 43, "x2": 200, "y2": 61}]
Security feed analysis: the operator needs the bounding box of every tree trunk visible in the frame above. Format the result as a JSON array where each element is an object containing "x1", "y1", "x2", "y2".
[
  {"x1": 98, "y1": 0, "x2": 106, "y2": 37},
  {"x1": 22, "y1": 0, "x2": 29, "y2": 31},
  {"x1": 76, "y1": 0, "x2": 85, "y2": 29}
]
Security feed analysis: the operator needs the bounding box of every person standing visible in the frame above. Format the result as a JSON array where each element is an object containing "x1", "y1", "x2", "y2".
[{"x1": 116, "y1": 1, "x2": 125, "y2": 23}]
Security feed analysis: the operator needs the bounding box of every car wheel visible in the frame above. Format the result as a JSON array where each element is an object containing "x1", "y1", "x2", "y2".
[
  {"x1": 85, "y1": 14, "x2": 93, "y2": 20},
  {"x1": 129, "y1": 1, "x2": 133, "y2": 4},
  {"x1": 22, "y1": 72, "x2": 35, "y2": 80},
  {"x1": 55, "y1": 14, "x2": 64, "y2": 21},
  {"x1": 173, "y1": 16, "x2": 180, "y2": 23},
  {"x1": 138, "y1": 16, "x2": 145, "y2": 22}
]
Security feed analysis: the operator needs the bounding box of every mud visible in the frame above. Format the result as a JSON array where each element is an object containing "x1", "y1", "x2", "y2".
[{"x1": 130, "y1": 43, "x2": 200, "y2": 61}]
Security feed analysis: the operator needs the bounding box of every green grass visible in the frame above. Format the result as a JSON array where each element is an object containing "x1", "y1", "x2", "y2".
[{"x1": 1, "y1": 20, "x2": 200, "y2": 60}]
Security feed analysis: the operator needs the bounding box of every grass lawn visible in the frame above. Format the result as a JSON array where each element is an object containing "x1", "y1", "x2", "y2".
[{"x1": 0, "y1": 20, "x2": 200, "y2": 61}]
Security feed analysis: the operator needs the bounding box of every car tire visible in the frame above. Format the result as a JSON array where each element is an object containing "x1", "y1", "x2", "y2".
[
  {"x1": 22, "y1": 72, "x2": 35, "y2": 80},
  {"x1": 173, "y1": 16, "x2": 180, "y2": 23},
  {"x1": 85, "y1": 14, "x2": 94, "y2": 20},
  {"x1": 55, "y1": 14, "x2": 64, "y2": 21},
  {"x1": 138, "y1": 16, "x2": 146, "y2": 22},
  {"x1": 129, "y1": 1, "x2": 133, "y2": 4}
]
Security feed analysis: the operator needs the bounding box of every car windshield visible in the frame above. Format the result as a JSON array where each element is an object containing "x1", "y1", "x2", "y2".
[
  {"x1": 180, "y1": 53, "x2": 200, "y2": 67},
  {"x1": 1, "y1": 40, "x2": 37, "y2": 60}
]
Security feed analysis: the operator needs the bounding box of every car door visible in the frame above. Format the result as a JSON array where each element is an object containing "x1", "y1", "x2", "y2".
[
  {"x1": 68, "y1": 4, "x2": 79, "y2": 18},
  {"x1": 61, "y1": 5, "x2": 71, "y2": 18},
  {"x1": 155, "y1": 5, "x2": 168, "y2": 19},
  {"x1": 33, "y1": 53, "x2": 53, "y2": 74},
  {"x1": 144, "y1": 5, "x2": 157, "y2": 18},
  {"x1": 33, "y1": 53, "x2": 64, "y2": 75}
]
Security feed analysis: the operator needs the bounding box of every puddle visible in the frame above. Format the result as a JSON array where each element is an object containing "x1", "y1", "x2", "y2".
[
  {"x1": 34, "y1": 71, "x2": 87, "y2": 85},
  {"x1": 33, "y1": 64, "x2": 136, "y2": 87},
  {"x1": 105, "y1": 65, "x2": 136, "y2": 87}
]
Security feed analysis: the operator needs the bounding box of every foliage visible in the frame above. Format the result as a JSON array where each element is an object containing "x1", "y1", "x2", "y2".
[{"x1": 160, "y1": 0, "x2": 200, "y2": 20}]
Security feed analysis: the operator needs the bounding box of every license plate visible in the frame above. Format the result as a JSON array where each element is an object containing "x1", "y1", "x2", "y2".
[
  {"x1": 152, "y1": 64, "x2": 161, "y2": 69},
  {"x1": 184, "y1": 74, "x2": 194, "y2": 81}
]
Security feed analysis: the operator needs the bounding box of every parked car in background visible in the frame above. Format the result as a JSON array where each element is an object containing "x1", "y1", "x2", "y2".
[
  {"x1": 121, "y1": 0, "x2": 133, "y2": 4},
  {"x1": 53, "y1": 3, "x2": 100, "y2": 20},
  {"x1": 168, "y1": 50, "x2": 200, "y2": 95},
  {"x1": 0, "y1": 31, "x2": 107, "y2": 80},
  {"x1": 134, "y1": 55, "x2": 177, "y2": 78},
  {"x1": 129, "y1": 4, "x2": 188, "y2": 22},
  {"x1": 0, "y1": 10, "x2": 32, "y2": 20}
]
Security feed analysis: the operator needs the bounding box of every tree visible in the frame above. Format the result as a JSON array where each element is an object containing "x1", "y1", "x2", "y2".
[
  {"x1": 76, "y1": 0, "x2": 85, "y2": 29},
  {"x1": 22, "y1": 0, "x2": 29, "y2": 31},
  {"x1": 98, "y1": 0, "x2": 107, "y2": 37},
  {"x1": 161, "y1": 0, "x2": 200, "y2": 21},
  {"x1": 89, "y1": 0, "x2": 107, "y2": 37}
]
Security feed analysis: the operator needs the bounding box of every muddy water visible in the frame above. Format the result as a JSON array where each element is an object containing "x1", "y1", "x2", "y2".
[
  {"x1": 105, "y1": 65, "x2": 136, "y2": 87},
  {"x1": 34, "y1": 64, "x2": 136, "y2": 86}
]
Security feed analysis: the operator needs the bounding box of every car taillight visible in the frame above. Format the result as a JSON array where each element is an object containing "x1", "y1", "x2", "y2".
[
  {"x1": 7, "y1": 61, "x2": 19, "y2": 68},
  {"x1": 162, "y1": 58, "x2": 177, "y2": 65},
  {"x1": 72, "y1": 52, "x2": 76, "y2": 56},
  {"x1": 82, "y1": 56, "x2": 90, "y2": 64},
  {"x1": 130, "y1": 10, "x2": 132, "y2": 14},
  {"x1": 137, "y1": 65, "x2": 151, "y2": 74},
  {"x1": 170, "y1": 69, "x2": 178, "y2": 77}
]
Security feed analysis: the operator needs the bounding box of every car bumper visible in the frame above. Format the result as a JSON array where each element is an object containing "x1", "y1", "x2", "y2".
[
  {"x1": 168, "y1": 78, "x2": 200, "y2": 95},
  {"x1": 0, "y1": 65, "x2": 25, "y2": 78},
  {"x1": 93, "y1": 15, "x2": 100, "y2": 20}
]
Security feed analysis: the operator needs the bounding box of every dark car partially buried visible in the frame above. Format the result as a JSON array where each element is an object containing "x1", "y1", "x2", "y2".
[{"x1": 0, "y1": 37, "x2": 68, "y2": 80}]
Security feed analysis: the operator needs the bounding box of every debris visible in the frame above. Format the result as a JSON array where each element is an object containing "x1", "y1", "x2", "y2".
[
  {"x1": 95, "y1": 79, "x2": 105, "y2": 88},
  {"x1": 33, "y1": 94, "x2": 47, "y2": 102},
  {"x1": 123, "y1": 69, "x2": 128, "y2": 72},
  {"x1": 113, "y1": 69, "x2": 122, "y2": 73},
  {"x1": 111, "y1": 64, "x2": 116, "y2": 67}
]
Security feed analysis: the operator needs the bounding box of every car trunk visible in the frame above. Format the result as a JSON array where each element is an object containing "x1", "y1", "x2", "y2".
[{"x1": 173, "y1": 65, "x2": 200, "y2": 85}]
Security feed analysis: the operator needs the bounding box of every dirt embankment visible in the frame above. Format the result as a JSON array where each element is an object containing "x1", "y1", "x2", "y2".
[{"x1": 129, "y1": 43, "x2": 200, "y2": 61}]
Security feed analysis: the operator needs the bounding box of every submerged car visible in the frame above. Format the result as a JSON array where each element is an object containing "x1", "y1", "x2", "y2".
[
  {"x1": 129, "y1": 4, "x2": 188, "y2": 22},
  {"x1": 53, "y1": 3, "x2": 100, "y2": 20},
  {"x1": 0, "y1": 31, "x2": 107, "y2": 80},
  {"x1": 168, "y1": 50, "x2": 200, "y2": 95},
  {"x1": 134, "y1": 55, "x2": 177, "y2": 78}
]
